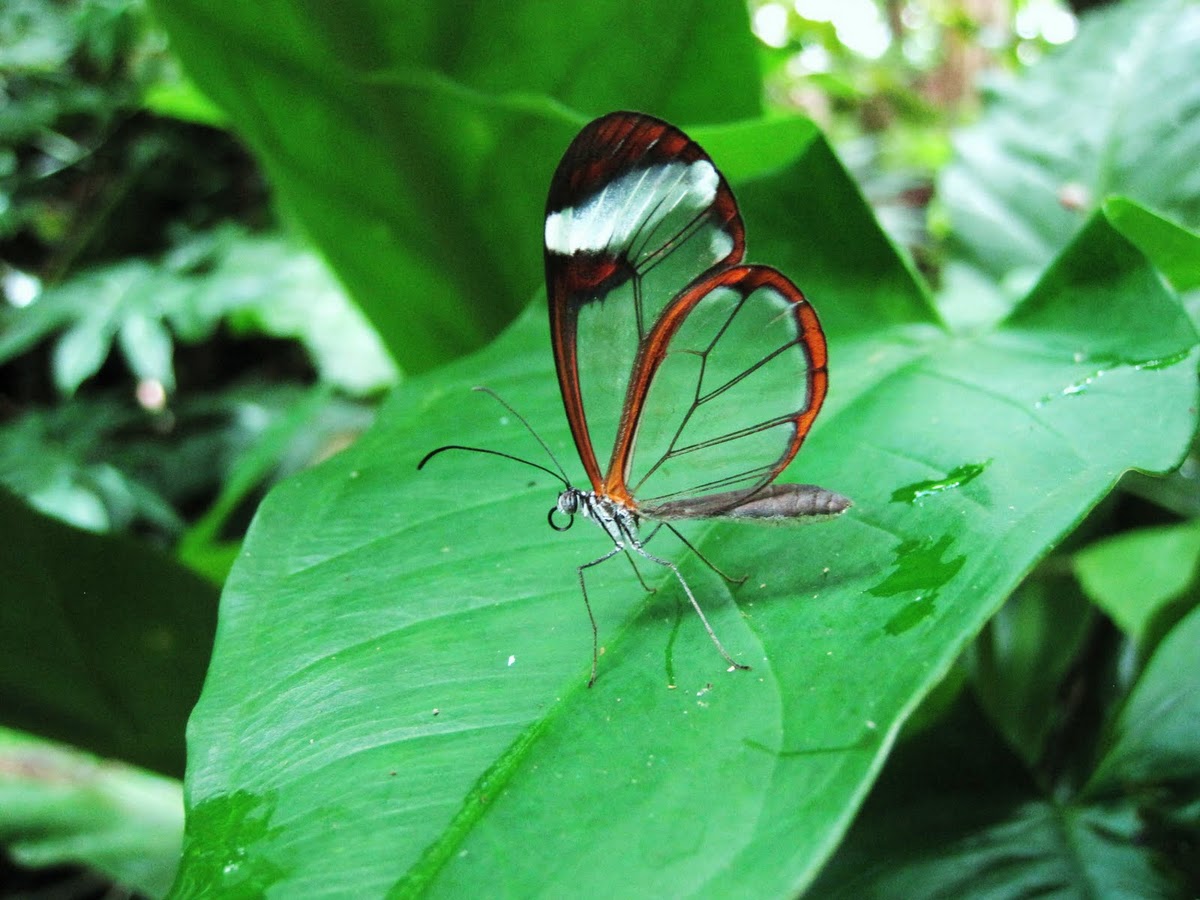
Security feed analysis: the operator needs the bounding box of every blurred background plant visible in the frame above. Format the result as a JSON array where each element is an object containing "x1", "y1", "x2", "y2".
[
  {"x1": 750, "y1": 0, "x2": 1082, "y2": 266},
  {"x1": 2, "y1": 0, "x2": 1197, "y2": 896},
  {"x1": 1, "y1": 1, "x2": 395, "y2": 893},
  {"x1": 1, "y1": 0, "x2": 394, "y2": 570}
]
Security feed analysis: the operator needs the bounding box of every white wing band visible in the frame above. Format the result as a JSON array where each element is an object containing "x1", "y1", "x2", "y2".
[{"x1": 545, "y1": 160, "x2": 719, "y2": 255}]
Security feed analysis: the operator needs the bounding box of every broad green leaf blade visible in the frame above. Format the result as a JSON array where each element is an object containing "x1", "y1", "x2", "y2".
[
  {"x1": 148, "y1": 0, "x2": 763, "y2": 372},
  {"x1": 1087, "y1": 604, "x2": 1200, "y2": 795},
  {"x1": 1074, "y1": 521, "x2": 1200, "y2": 643},
  {"x1": 1104, "y1": 197, "x2": 1200, "y2": 293},
  {"x1": 173, "y1": 129, "x2": 1198, "y2": 895},
  {"x1": 0, "y1": 487, "x2": 217, "y2": 777},
  {"x1": 0, "y1": 726, "x2": 183, "y2": 899},
  {"x1": 695, "y1": 116, "x2": 823, "y2": 182},
  {"x1": 940, "y1": 0, "x2": 1200, "y2": 287}
]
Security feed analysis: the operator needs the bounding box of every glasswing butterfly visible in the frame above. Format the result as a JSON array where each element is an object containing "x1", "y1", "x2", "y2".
[{"x1": 421, "y1": 111, "x2": 850, "y2": 685}]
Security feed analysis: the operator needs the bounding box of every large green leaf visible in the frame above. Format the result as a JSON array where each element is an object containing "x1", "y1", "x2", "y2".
[
  {"x1": 0, "y1": 487, "x2": 217, "y2": 777},
  {"x1": 1087, "y1": 603, "x2": 1200, "y2": 795},
  {"x1": 148, "y1": 0, "x2": 763, "y2": 372},
  {"x1": 170, "y1": 113, "x2": 1198, "y2": 894},
  {"x1": 940, "y1": 0, "x2": 1200, "y2": 289},
  {"x1": 1074, "y1": 520, "x2": 1200, "y2": 644}
]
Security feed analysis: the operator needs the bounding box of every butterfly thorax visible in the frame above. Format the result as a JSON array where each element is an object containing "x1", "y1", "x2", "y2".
[{"x1": 556, "y1": 487, "x2": 640, "y2": 547}]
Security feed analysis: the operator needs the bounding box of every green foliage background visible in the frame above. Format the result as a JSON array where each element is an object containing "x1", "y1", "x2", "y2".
[{"x1": 1, "y1": 0, "x2": 1198, "y2": 897}]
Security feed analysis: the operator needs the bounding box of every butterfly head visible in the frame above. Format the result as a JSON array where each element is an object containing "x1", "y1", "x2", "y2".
[{"x1": 550, "y1": 486, "x2": 588, "y2": 532}]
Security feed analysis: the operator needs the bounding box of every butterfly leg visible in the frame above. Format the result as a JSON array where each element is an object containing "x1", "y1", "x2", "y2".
[
  {"x1": 578, "y1": 544, "x2": 623, "y2": 687},
  {"x1": 661, "y1": 523, "x2": 747, "y2": 585},
  {"x1": 633, "y1": 543, "x2": 750, "y2": 673},
  {"x1": 623, "y1": 548, "x2": 657, "y2": 593},
  {"x1": 640, "y1": 523, "x2": 664, "y2": 545},
  {"x1": 625, "y1": 525, "x2": 669, "y2": 593}
]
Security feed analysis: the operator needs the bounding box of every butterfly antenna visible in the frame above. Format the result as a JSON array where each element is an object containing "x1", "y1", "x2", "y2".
[
  {"x1": 417, "y1": 444, "x2": 568, "y2": 487},
  {"x1": 471, "y1": 386, "x2": 572, "y2": 484}
]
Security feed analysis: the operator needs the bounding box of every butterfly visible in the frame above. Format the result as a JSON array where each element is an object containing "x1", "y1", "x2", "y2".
[{"x1": 421, "y1": 111, "x2": 850, "y2": 685}]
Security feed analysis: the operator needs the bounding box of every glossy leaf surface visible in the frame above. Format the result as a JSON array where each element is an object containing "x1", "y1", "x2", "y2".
[{"x1": 171, "y1": 123, "x2": 1198, "y2": 896}]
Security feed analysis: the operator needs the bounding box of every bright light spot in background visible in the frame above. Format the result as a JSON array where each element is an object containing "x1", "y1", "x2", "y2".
[
  {"x1": 795, "y1": 0, "x2": 891, "y2": 59},
  {"x1": 899, "y1": 2, "x2": 925, "y2": 29},
  {"x1": 1016, "y1": 41, "x2": 1040, "y2": 65},
  {"x1": 1016, "y1": 0, "x2": 1078, "y2": 44},
  {"x1": 753, "y1": 2, "x2": 790, "y2": 48},
  {"x1": 3, "y1": 268, "x2": 41, "y2": 308},
  {"x1": 899, "y1": 2, "x2": 936, "y2": 67},
  {"x1": 136, "y1": 379, "x2": 168, "y2": 412},
  {"x1": 788, "y1": 44, "x2": 832, "y2": 75},
  {"x1": 793, "y1": 0, "x2": 838, "y2": 21}
]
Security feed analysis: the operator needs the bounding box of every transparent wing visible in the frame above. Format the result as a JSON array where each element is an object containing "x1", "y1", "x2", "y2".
[
  {"x1": 545, "y1": 112, "x2": 744, "y2": 491},
  {"x1": 605, "y1": 265, "x2": 829, "y2": 515}
]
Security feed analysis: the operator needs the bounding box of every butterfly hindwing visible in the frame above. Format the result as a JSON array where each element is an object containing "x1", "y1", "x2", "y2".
[{"x1": 609, "y1": 265, "x2": 827, "y2": 512}]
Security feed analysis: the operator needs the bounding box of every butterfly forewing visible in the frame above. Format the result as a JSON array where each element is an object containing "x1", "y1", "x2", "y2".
[{"x1": 545, "y1": 113, "x2": 744, "y2": 492}]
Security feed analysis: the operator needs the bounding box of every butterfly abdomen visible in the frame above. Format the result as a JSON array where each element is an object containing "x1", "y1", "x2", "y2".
[{"x1": 643, "y1": 483, "x2": 852, "y2": 522}]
